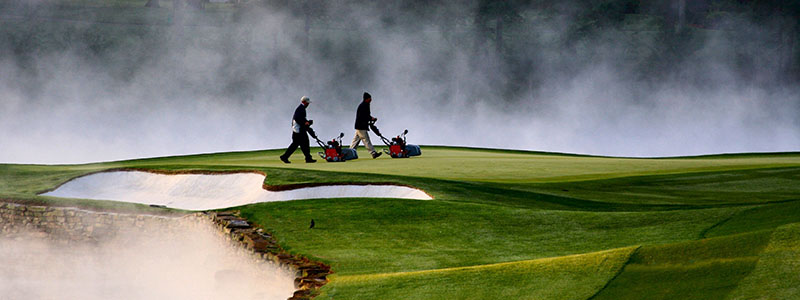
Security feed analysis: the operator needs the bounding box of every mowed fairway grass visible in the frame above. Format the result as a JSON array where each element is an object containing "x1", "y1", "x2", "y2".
[{"x1": 2, "y1": 146, "x2": 800, "y2": 299}]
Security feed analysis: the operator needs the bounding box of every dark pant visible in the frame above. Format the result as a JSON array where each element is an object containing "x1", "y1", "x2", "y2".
[{"x1": 282, "y1": 132, "x2": 313, "y2": 161}]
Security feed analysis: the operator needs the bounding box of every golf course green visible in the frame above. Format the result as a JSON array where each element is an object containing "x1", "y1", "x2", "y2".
[{"x1": 2, "y1": 146, "x2": 800, "y2": 299}]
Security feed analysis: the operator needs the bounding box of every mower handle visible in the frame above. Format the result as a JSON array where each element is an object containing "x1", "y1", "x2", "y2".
[
  {"x1": 314, "y1": 137, "x2": 325, "y2": 148},
  {"x1": 307, "y1": 127, "x2": 325, "y2": 147}
]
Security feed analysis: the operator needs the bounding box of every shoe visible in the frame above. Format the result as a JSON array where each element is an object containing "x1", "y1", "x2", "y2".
[
  {"x1": 372, "y1": 152, "x2": 382, "y2": 159},
  {"x1": 305, "y1": 159, "x2": 317, "y2": 163},
  {"x1": 280, "y1": 156, "x2": 290, "y2": 164}
]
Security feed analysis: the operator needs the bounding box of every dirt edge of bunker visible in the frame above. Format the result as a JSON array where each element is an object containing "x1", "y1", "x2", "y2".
[{"x1": 207, "y1": 210, "x2": 332, "y2": 300}]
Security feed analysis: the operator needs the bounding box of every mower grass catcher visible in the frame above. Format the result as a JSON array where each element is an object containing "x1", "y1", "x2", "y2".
[
  {"x1": 368, "y1": 120, "x2": 421, "y2": 158},
  {"x1": 310, "y1": 130, "x2": 357, "y2": 162}
]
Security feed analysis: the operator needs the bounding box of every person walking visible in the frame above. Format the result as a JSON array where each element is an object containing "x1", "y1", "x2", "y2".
[
  {"x1": 350, "y1": 92, "x2": 382, "y2": 159},
  {"x1": 280, "y1": 96, "x2": 317, "y2": 164}
]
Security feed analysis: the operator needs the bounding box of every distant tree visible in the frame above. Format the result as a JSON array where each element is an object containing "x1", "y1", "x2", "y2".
[
  {"x1": 145, "y1": 0, "x2": 160, "y2": 8},
  {"x1": 565, "y1": 0, "x2": 639, "y2": 43},
  {"x1": 260, "y1": 0, "x2": 289, "y2": 10},
  {"x1": 301, "y1": 0, "x2": 327, "y2": 50},
  {"x1": 475, "y1": 0, "x2": 524, "y2": 54},
  {"x1": 640, "y1": 0, "x2": 709, "y2": 32},
  {"x1": 677, "y1": 0, "x2": 686, "y2": 32},
  {"x1": 748, "y1": 0, "x2": 800, "y2": 79},
  {"x1": 185, "y1": 0, "x2": 207, "y2": 10},
  {"x1": 172, "y1": 0, "x2": 185, "y2": 36}
]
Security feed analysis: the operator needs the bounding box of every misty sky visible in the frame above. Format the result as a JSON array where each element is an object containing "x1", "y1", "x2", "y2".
[{"x1": 1, "y1": 2, "x2": 798, "y2": 164}]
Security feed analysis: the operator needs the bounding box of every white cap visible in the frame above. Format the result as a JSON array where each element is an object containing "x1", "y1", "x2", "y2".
[{"x1": 301, "y1": 96, "x2": 311, "y2": 103}]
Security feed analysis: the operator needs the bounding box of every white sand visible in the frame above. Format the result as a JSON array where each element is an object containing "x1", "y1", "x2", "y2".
[{"x1": 43, "y1": 171, "x2": 432, "y2": 210}]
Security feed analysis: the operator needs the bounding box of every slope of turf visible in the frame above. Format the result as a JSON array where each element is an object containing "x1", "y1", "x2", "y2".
[
  {"x1": 2, "y1": 147, "x2": 800, "y2": 299},
  {"x1": 320, "y1": 247, "x2": 637, "y2": 300},
  {"x1": 238, "y1": 198, "x2": 740, "y2": 275},
  {"x1": 31, "y1": 147, "x2": 798, "y2": 184},
  {"x1": 526, "y1": 166, "x2": 800, "y2": 206},
  {"x1": 727, "y1": 223, "x2": 800, "y2": 299},
  {"x1": 704, "y1": 199, "x2": 800, "y2": 238},
  {"x1": 590, "y1": 231, "x2": 772, "y2": 300},
  {"x1": 130, "y1": 147, "x2": 800, "y2": 184}
]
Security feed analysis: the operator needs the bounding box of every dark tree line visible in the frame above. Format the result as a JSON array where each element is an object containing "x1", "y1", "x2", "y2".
[
  {"x1": 254, "y1": 0, "x2": 800, "y2": 82},
  {"x1": 3, "y1": 0, "x2": 795, "y2": 99}
]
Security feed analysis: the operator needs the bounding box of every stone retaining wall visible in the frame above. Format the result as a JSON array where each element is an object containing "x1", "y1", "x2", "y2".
[
  {"x1": 208, "y1": 211, "x2": 331, "y2": 300},
  {"x1": 0, "y1": 202, "x2": 331, "y2": 300},
  {"x1": 0, "y1": 202, "x2": 177, "y2": 244}
]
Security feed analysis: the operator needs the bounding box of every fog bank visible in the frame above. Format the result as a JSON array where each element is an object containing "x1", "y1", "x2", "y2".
[{"x1": 1, "y1": 2, "x2": 798, "y2": 163}]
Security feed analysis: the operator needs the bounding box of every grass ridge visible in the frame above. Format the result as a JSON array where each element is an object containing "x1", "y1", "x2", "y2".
[
  {"x1": 333, "y1": 246, "x2": 639, "y2": 283},
  {"x1": 585, "y1": 246, "x2": 642, "y2": 300},
  {"x1": 699, "y1": 210, "x2": 745, "y2": 239}
]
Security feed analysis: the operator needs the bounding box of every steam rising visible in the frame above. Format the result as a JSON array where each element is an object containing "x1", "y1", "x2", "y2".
[
  {"x1": 1, "y1": 2, "x2": 798, "y2": 163},
  {"x1": 0, "y1": 218, "x2": 295, "y2": 300}
]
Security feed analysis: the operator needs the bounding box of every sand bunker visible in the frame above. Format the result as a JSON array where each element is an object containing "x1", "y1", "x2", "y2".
[{"x1": 43, "y1": 171, "x2": 432, "y2": 210}]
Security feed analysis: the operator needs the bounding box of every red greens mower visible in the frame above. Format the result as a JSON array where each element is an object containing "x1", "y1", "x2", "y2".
[
  {"x1": 310, "y1": 130, "x2": 358, "y2": 162},
  {"x1": 368, "y1": 120, "x2": 421, "y2": 158}
]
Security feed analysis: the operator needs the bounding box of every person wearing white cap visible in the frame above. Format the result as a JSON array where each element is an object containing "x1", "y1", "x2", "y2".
[{"x1": 280, "y1": 96, "x2": 316, "y2": 163}]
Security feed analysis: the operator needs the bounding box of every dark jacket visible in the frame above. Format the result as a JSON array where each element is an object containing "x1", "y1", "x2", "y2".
[
  {"x1": 354, "y1": 101, "x2": 372, "y2": 130},
  {"x1": 293, "y1": 103, "x2": 309, "y2": 133}
]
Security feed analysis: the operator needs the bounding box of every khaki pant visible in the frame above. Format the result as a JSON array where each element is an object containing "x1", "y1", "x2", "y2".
[{"x1": 350, "y1": 129, "x2": 376, "y2": 154}]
